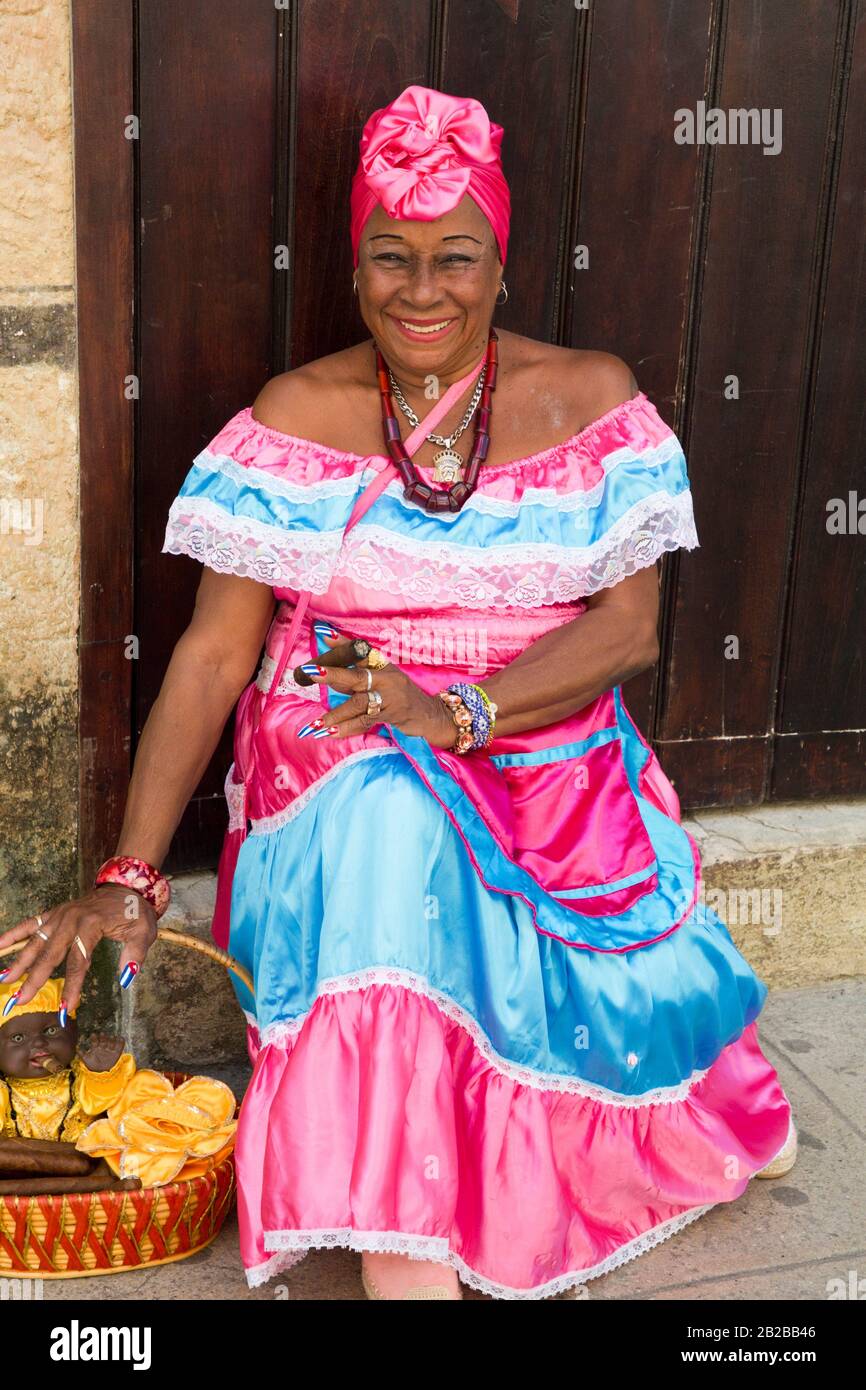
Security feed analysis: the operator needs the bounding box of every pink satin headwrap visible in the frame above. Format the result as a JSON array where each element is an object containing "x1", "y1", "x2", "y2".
[{"x1": 350, "y1": 85, "x2": 511, "y2": 268}]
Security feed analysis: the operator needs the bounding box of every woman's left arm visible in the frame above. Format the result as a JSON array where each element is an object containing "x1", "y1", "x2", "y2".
[{"x1": 479, "y1": 565, "x2": 660, "y2": 737}]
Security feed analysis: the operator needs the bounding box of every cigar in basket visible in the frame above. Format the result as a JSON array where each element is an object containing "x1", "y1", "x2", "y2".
[
  {"x1": 0, "y1": 1171, "x2": 142, "y2": 1196},
  {"x1": 0, "y1": 1136, "x2": 94, "y2": 1177}
]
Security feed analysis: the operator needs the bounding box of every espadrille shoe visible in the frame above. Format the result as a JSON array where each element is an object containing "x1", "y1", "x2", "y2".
[
  {"x1": 755, "y1": 1121, "x2": 798, "y2": 1179},
  {"x1": 361, "y1": 1267, "x2": 462, "y2": 1300}
]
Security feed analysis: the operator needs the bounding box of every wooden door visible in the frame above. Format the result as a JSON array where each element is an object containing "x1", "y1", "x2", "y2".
[{"x1": 73, "y1": 0, "x2": 866, "y2": 877}]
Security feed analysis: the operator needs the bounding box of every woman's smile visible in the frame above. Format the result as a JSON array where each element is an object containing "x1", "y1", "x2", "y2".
[{"x1": 387, "y1": 314, "x2": 460, "y2": 343}]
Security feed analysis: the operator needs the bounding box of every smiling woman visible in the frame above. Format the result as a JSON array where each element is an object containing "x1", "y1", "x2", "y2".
[
  {"x1": 158, "y1": 86, "x2": 794, "y2": 1300},
  {"x1": 1, "y1": 82, "x2": 794, "y2": 1303}
]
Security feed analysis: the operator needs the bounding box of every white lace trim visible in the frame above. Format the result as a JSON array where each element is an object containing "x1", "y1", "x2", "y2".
[
  {"x1": 195, "y1": 447, "x2": 366, "y2": 503},
  {"x1": 198, "y1": 432, "x2": 682, "y2": 520},
  {"x1": 244, "y1": 1102, "x2": 796, "y2": 1298},
  {"x1": 162, "y1": 496, "x2": 342, "y2": 590},
  {"x1": 349, "y1": 488, "x2": 696, "y2": 569},
  {"x1": 250, "y1": 1205, "x2": 715, "y2": 1298},
  {"x1": 225, "y1": 763, "x2": 246, "y2": 832},
  {"x1": 253, "y1": 965, "x2": 714, "y2": 1105},
  {"x1": 255, "y1": 649, "x2": 323, "y2": 702},
  {"x1": 248, "y1": 747, "x2": 401, "y2": 835},
  {"x1": 163, "y1": 489, "x2": 699, "y2": 607}
]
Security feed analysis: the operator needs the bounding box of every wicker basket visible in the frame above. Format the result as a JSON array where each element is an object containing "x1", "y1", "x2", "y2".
[{"x1": 0, "y1": 929, "x2": 252, "y2": 1278}]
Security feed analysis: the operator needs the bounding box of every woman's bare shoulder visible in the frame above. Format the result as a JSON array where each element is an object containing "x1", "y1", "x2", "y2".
[
  {"x1": 250, "y1": 341, "x2": 376, "y2": 442},
  {"x1": 499, "y1": 331, "x2": 640, "y2": 433}
]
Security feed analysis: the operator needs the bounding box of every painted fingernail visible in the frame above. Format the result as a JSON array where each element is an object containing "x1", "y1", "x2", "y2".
[
  {"x1": 300, "y1": 663, "x2": 326, "y2": 677},
  {"x1": 119, "y1": 962, "x2": 139, "y2": 990},
  {"x1": 312, "y1": 725, "x2": 340, "y2": 738},
  {"x1": 3, "y1": 992, "x2": 20, "y2": 1017},
  {"x1": 297, "y1": 718, "x2": 324, "y2": 739},
  {"x1": 0, "y1": 969, "x2": 10, "y2": 981},
  {"x1": 313, "y1": 622, "x2": 338, "y2": 639},
  {"x1": 58, "y1": 1000, "x2": 68, "y2": 1027}
]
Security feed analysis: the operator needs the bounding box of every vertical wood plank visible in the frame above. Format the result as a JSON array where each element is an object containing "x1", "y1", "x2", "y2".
[
  {"x1": 289, "y1": 0, "x2": 433, "y2": 368},
  {"x1": 565, "y1": 0, "x2": 712, "y2": 747},
  {"x1": 437, "y1": 0, "x2": 582, "y2": 344},
  {"x1": 772, "y1": 4, "x2": 866, "y2": 798},
  {"x1": 72, "y1": 0, "x2": 136, "y2": 884},
  {"x1": 137, "y1": 0, "x2": 277, "y2": 867},
  {"x1": 659, "y1": 0, "x2": 842, "y2": 806}
]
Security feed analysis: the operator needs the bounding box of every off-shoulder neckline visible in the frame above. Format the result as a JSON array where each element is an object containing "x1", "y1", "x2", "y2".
[{"x1": 241, "y1": 390, "x2": 651, "y2": 479}]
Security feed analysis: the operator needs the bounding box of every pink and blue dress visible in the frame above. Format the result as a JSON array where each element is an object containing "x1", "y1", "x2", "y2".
[{"x1": 162, "y1": 389, "x2": 793, "y2": 1298}]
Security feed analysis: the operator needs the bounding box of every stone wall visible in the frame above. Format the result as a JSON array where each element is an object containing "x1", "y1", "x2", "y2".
[{"x1": 0, "y1": 2, "x2": 104, "y2": 1011}]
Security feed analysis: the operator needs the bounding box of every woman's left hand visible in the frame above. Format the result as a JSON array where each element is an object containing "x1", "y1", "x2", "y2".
[{"x1": 292, "y1": 629, "x2": 458, "y2": 749}]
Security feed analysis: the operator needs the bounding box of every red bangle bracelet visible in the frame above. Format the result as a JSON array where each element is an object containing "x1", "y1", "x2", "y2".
[{"x1": 94, "y1": 855, "x2": 171, "y2": 919}]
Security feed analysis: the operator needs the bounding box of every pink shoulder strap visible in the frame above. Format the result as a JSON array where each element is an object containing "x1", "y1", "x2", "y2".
[
  {"x1": 239, "y1": 354, "x2": 486, "y2": 827},
  {"x1": 260, "y1": 356, "x2": 484, "y2": 712}
]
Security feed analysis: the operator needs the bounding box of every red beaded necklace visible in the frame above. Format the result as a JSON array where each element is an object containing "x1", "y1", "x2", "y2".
[{"x1": 375, "y1": 328, "x2": 499, "y2": 513}]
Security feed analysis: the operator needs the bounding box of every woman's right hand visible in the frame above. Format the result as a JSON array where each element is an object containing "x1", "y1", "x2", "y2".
[{"x1": 0, "y1": 884, "x2": 158, "y2": 1015}]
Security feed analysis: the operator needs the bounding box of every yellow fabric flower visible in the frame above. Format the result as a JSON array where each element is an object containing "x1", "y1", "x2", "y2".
[{"x1": 75, "y1": 1070, "x2": 237, "y2": 1187}]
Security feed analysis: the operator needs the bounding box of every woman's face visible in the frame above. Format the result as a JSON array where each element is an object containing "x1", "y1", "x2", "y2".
[{"x1": 356, "y1": 193, "x2": 502, "y2": 384}]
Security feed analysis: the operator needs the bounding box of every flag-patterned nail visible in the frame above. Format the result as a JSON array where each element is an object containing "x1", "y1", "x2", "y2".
[
  {"x1": 312, "y1": 725, "x2": 340, "y2": 738},
  {"x1": 313, "y1": 622, "x2": 338, "y2": 639},
  {"x1": 119, "y1": 962, "x2": 139, "y2": 990},
  {"x1": 0, "y1": 969, "x2": 10, "y2": 981},
  {"x1": 297, "y1": 718, "x2": 324, "y2": 738},
  {"x1": 58, "y1": 1000, "x2": 68, "y2": 1028},
  {"x1": 300, "y1": 663, "x2": 327, "y2": 677},
  {"x1": 3, "y1": 992, "x2": 20, "y2": 1017}
]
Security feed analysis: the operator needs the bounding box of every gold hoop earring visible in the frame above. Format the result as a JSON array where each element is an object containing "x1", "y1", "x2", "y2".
[
  {"x1": 352, "y1": 276, "x2": 359, "y2": 296},
  {"x1": 495, "y1": 280, "x2": 508, "y2": 306}
]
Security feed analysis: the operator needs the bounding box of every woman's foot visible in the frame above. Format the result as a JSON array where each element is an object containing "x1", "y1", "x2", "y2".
[
  {"x1": 755, "y1": 1120, "x2": 798, "y2": 1179},
  {"x1": 361, "y1": 1251, "x2": 462, "y2": 1300}
]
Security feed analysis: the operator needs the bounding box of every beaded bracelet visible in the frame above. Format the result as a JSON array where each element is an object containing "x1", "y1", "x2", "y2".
[
  {"x1": 437, "y1": 682, "x2": 498, "y2": 754},
  {"x1": 94, "y1": 855, "x2": 172, "y2": 919}
]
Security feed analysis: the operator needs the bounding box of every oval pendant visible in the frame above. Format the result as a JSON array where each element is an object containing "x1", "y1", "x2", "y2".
[{"x1": 431, "y1": 448, "x2": 464, "y2": 483}]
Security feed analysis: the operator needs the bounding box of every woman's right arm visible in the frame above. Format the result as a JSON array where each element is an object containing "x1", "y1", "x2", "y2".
[{"x1": 0, "y1": 569, "x2": 276, "y2": 1011}]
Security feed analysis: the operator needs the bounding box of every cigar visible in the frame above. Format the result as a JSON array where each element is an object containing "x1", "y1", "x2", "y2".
[
  {"x1": 0, "y1": 1137, "x2": 94, "y2": 1176},
  {"x1": 0, "y1": 1173, "x2": 141, "y2": 1196},
  {"x1": 38, "y1": 1056, "x2": 66, "y2": 1075}
]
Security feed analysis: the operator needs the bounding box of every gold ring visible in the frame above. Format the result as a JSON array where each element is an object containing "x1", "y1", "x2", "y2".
[
  {"x1": 35, "y1": 929, "x2": 50, "y2": 942},
  {"x1": 363, "y1": 648, "x2": 390, "y2": 670}
]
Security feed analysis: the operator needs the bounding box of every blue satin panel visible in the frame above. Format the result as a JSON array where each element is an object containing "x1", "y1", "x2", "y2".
[
  {"x1": 380, "y1": 684, "x2": 697, "y2": 951},
  {"x1": 171, "y1": 436, "x2": 688, "y2": 558},
  {"x1": 358, "y1": 440, "x2": 690, "y2": 551},
  {"x1": 228, "y1": 748, "x2": 767, "y2": 1098},
  {"x1": 174, "y1": 452, "x2": 364, "y2": 537}
]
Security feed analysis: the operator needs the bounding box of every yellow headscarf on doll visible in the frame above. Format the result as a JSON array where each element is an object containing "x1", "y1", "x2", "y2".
[{"x1": 0, "y1": 975, "x2": 76, "y2": 1025}]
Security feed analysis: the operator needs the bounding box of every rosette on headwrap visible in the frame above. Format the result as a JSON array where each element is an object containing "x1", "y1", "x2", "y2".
[{"x1": 350, "y1": 85, "x2": 511, "y2": 267}]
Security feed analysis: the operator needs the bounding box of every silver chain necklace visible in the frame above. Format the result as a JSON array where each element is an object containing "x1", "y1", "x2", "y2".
[{"x1": 388, "y1": 365, "x2": 487, "y2": 482}]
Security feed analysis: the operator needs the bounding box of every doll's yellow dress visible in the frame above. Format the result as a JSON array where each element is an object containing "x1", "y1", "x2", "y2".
[{"x1": 0, "y1": 1051, "x2": 136, "y2": 1143}]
